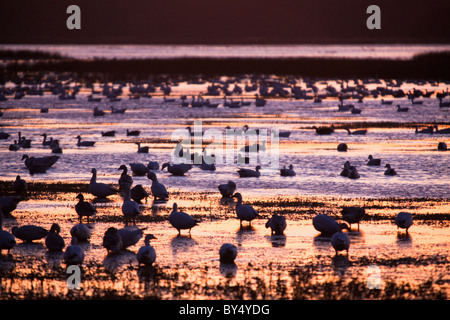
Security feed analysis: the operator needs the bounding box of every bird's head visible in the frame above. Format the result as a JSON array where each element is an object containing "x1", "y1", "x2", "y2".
[
  {"x1": 76, "y1": 193, "x2": 84, "y2": 201},
  {"x1": 147, "y1": 171, "x2": 156, "y2": 181}
]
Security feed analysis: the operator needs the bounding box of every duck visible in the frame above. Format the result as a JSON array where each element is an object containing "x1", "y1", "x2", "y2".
[
  {"x1": 45, "y1": 223, "x2": 65, "y2": 252},
  {"x1": 12, "y1": 175, "x2": 27, "y2": 195},
  {"x1": 345, "y1": 128, "x2": 367, "y2": 135},
  {"x1": 161, "y1": 162, "x2": 192, "y2": 176},
  {"x1": 118, "y1": 165, "x2": 133, "y2": 192},
  {"x1": 117, "y1": 227, "x2": 145, "y2": 249},
  {"x1": 75, "y1": 193, "x2": 97, "y2": 223},
  {"x1": 233, "y1": 193, "x2": 259, "y2": 227},
  {"x1": 384, "y1": 164, "x2": 397, "y2": 176},
  {"x1": 147, "y1": 172, "x2": 169, "y2": 201},
  {"x1": 126, "y1": 129, "x2": 141, "y2": 136},
  {"x1": 12, "y1": 225, "x2": 48, "y2": 243},
  {"x1": 237, "y1": 165, "x2": 261, "y2": 178},
  {"x1": 280, "y1": 164, "x2": 296, "y2": 176},
  {"x1": 88, "y1": 168, "x2": 118, "y2": 199},
  {"x1": 395, "y1": 212, "x2": 413, "y2": 233},
  {"x1": 218, "y1": 181, "x2": 237, "y2": 198},
  {"x1": 219, "y1": 243, "x2": 238, "y2": 263},
  {"x1": 312, "y1": 214, "x2": 349, "y2": 236},
  {"x1": 135, "y1": 142, "x2": 149, "y2": 153},
  {"x1": 168, "y1": 203, "x2": 198, "y2": 235},
  {"x1": 265, "y1": 213, "x2": 287, "y2": 235},
  {"x1": 122, "y1": 187, "x2": 140, "y2": 225},
  {"x1": 367, "y1": 155, "x2": 381, "y2": 166},
  {"x1": 64, "y1": 237, "x2": 85, "y2": 265},
  {"x1": 137, "y1": 234, "x2": 157, "y2": 266},
  {"x1": 70, "y1": 223, "x2": 91, "y2": 242},
  {"x1": 102, "y1": 227, "x2": 123, "y2": 253},
  {"x1": 331, "y1": 231, "x2": 350, "y2": 256},
  {"x1": 130, "y1": 184, "x2": 150, "y2": 204},
  {"x1": 341, "y1": 207, "x2": 365, "y2": 230},
  {"x1": 0, "y1": 211, "x2": 16, "y2": 254},
  {"x1": 76, "y1": 135, "x2": 96, "y2": 147}
]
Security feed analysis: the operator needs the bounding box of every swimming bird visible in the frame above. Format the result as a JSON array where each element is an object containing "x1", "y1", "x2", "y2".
[
  {"x1": 117, "y1": 227, "x2": 145, "y2": 249},
  {"x1": 345, "y1": 128, "x2": 367, "y2": 135},
  {"x1": 367, "y1": 155, "x2": 381, "y2": 166},
  {"x1": 437, "y1": 142, "x2": 447, "y2": 151},
  {"x1": 396, "y1": 105, "x2": 409, "y2": 112},
  {"x1": 341, "y1": 207, "x2": 365, "y2": 230},
  {"x1": 347, "y1": 165, "x2": 360, "y2": 179},
  {"x1": 147, "y1": 161, "x2": 160, "y2": 170},
  {"x1": 51, "y1": 141, "x2": 63, "y2": 154},
  {"x1": 395, "y1": 212, "x2": 413, "y2": 233},
  {"x1": 75, "y1": 193, "x2": 97, "y2": 223},
  {"x1": 12, "y1": 225, "x2": 48, "y2": 243},
  {"x1": 280, "y1": 164, "x2": 296, "y2": 176},
  {"x1": 70, "y1": 223, "x2": 91, "y2": 242},
  {"x1": 233, "y1": 193, "x2": 259, "y2": 227},
  {"x1": 340, "y1": 161, "x2": 351, "y2": 177},
  {"x1": 240, "y1": 140, "x2": 266, "y2": 153},
  {"x1": 129, "y1": 163, "x2": 149, "y2": 176},
  {"x1": 219, "y1": 243, "x2": 238, "y2": 263},
  {"x1": 64, "y1": 237, "x2": 85, "y2": 265},
  {"x1": 0, "y1": 210, "x2": 16, "y2": 254},
  {"x1": 45, "y1": 223, "x2": 65, "y2": 252},
  {"x1": 433, "y1": 126, "x2": 450, "y2": 134},
  {"x1": 102, "y1": 227, "x2": 123, "y2": 253},
  {"x1": 169, "y1": 203, "x2": 198, "y2": 235},
  {"x1": 126, "y1": 129, "x2": 141, "y2": 136},
  {"x1": 40, "y1": 133, "x2": 54, "y2": 146},
  {"x1": 265, "y1": 213, "x2": 287, "y2": 235},
  {"x1": 135, "y1": 142, "x2": 149, "y2": 153},
  {"x1": 331, "y1": 231, "x2": 350, "y2": 256},
  {"x1": 312, "y1": 214, "x2": 349, "y2": 236},
  {"x1": 237, "y1": 165, "x2": 261, "y2": 178},
  {"x1": 12, "y1": 175, "x2": 27, "y2": 195},
  {"x1": 122, "y1": 187, "x2": 140, "y2": 225},
  {"x1": 147, "y1": 172, "x2": 169, "y2": 201},
  {"x1": 118, "y1": 164, "x2": 133, "y2": 192},
  {"x1": 88, "y1": 168, "x2": 118, "y2": 199},
  {"x1": 415, "y1": 126, "x2": 433, "y2": 134},
  {"x1": 76, "y1": 135, "x2": 96, "y2": 147},
  {"x1": 218, "y1": 181, "x2": 237, "y2": 198},
  {"x1": 22, "y1": 154, "x2": 59, "y2": 170},
  {"x1": 101, "y1": 130, "x2": 116, "y2": 137},
  {"x1": 313, "y1": 125, "x2": 335, "y2": 135},
  {"x1": 137, "y1": 234, "x2": 157, "y2": 266},
  {"x1": 161, "y1": 162, "x2": 192, "y2": 176},
  {"x1": 438, "y1": 97, "x2": 450, "y2": 108},
  {"x1": 93, "y1": 107, "x2": 106, "y2": 116},
  {"x1": 384, "y1": 164, "x2": 397, "y2": 176},
  {"x1": 130, "y1": 184, "x2": 150, "y2": 204},
  {"x1": 337, "y1": 143, "x2": 348, "y2": 152}
]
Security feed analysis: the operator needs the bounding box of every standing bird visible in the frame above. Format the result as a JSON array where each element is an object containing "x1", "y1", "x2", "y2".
[
  {"x1": 169, "y1": 203, "x2": 198, "y2": 235},
  {"x1": 0, "y1": 210, "x2": 16, "y2": 254},
  {"x1": 147, "y1": 172, "x2": 169, "y2": 201},
  {"x1": 118, "y1": 165, "x2": 133, "y2": 193},
  {"x1": 130, "y1": 184, "x2": 150, "y2": 204},
  {"x1": 122, "y1": 187, "x2": 140, "y2": 225},
  {"x1": 341, "y1": 207, "x2": 365, "y2": 231},
  {"x1": 64, "y1": 237, "x2": 85, "y2": 265},
  {"x1": 102, "y1": 227, "x2": 123, "y2": 253},
  {"x1": 88, "y1": 168, "x2": 117, "y2": 199},
  {"x1": 331, "y1": 231, "x2": 350, "y2": 256},
  {"x1": 75, "y1": 193, "x2": 97, "y2": 223},
  {"x1": 12, "y1": 225, "x2": 48, "y2": 243},
  {"x1": 233, "y1": 193, "x2": 259, "y2": 227},
  {"x1": 312, "y1": 214, "x2": 349, "y2": 236},
  {"x1": 12, "y1": 175, "x2": 27, "y2": 195},
  {"x1": 395, "y1": 212, "x2": 413, "y2": 233},
  {"x1": 45, "y1": 223, "x2": 65, "y2": 252},
  {"x1": 384, "y1": 164, "x2": 397, "y2": 176},
  {"x1": 265, "y1": 213, "x2": 287, "y2": 235},
  {"x1": 136, "y1": 234, "x2": 157, "y2": 266},
  {"x1": 219, "y1": 243, "x2": 238, "y2": 263},
  {"x1": 218, "y1": 181, "x2": 237, "y2": 198}
]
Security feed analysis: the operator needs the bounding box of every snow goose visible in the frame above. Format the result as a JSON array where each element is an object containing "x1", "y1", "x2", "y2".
[
  {"x1": 101, "y1": 130, "x2": 116, "y2": 137},
  {"x1": 12, "y1": 225, "x2": 48, "y2": 243},
  {"x1": 384, "y1": 164, "x2": 397, "y2": 176},
  {"x1": 415, "y1": 126, "x2": 433, "y2": 134},
  {"x1": 395, "y1": 212, "x2": 413, "y2": 233},
  {"x1": 147, "y1": 172, "x2": 169, "y2": 201},
  {"x1": 237, "y1": 165, "x2": 261, "y2": 178},
  {"x1": 265, "y1": 213, "x2": 287, "y2": 235},
  {"x1": 45, "y1": 223, "x2": 65, "y2": 252},
  {"x1": 64, "y1": 237, "x2": 85, "y2": 265},
  {"x1": 76, "y1": 135, "x2": 95, "y2": 147},
  {"x1": 126, "y1": 129, "x2": 141, "y2": 136},
  {"x1": 169, "y1": 203, "x2": 198, "y2": 235},
  {"x1": 280, "y1": 164, "x2": 296, "y2": 176},
  {"x1": 437, "y1": 142, "x2": 447, "y2": 151},
  {"x1": 118, "y1": 164, "x2": 133, "y2": 192},
  {"x1": 313, "y1": 125, "x2": 335, "y2": 135},
  {"x1": 219, "y1": 243, "x2": 237, "y2": 263},
  {"x1": 12, "y1": 175, "x2": 27, "y2": 195},
  {"x1": 117, "y1": 227, "x2": 145, "y2": 249},
  {"x1": 340, "y1": 161, "x2": 351, "y2": 177},
  {"x1": 396, "y1": 105, "x2": 409, "y2": 112},
  {"x1": 347, "y1": 165, "x2": 360, "y2": 179},
  {"x1": 40, "y1": 133, "x2": 54, "y2": 146},
  {"x1": 161, "y1": 162, "x2": 192, "y2": 176},
  {"x1": 233, "y1": 193, "x2": 259, "y2": 227},
  {"x1": 102, "y1": 227, "x2": 123, "y2": 253},
  {"x1": 341, "y1": 207, "x2": 365, "y2": 230},
  {"x1": 93, "y1": 107, "x2": 105, "y2": 116},
  {"x1": 218, "y1": 181, "x2": 236, "y2": 198},
  {"x1": 122, "y1": 187, "x2": 140, "y2": 225},
  {"x1": 22, "y1": 154, "x2": 59, "y2": 170},
  {"x1": 75, "y1": 193, "x2": 97, "y2": 223},
  {"x1": 331, "y1": 231, "x2": 350, "y2": 256},
  {"x1": 345, "y1": 128, "x2": 367, "y2": 135},
  {"x1": 337, "y1": 143, "x2": 348, "y2": 152},
  {"x1": 131, "y1": 184, "x2": 150, "y2": 204},
  {"x1": 70, "y1": 223, "x2": 91, "y2": 242},
  {"x1": 312, "y1": 214, "x2": 349, "y2": 236},
  {"x1": 0, "y1": 211, "x2": 16, "y2": 254},
  {"x1": 137, "y1": 234, "x2": 157, "y2": 266},
  {"x1": 135, "y1": 142, "x2": 149, "y2": 153},
  {"x1": 129, "y1": 163, "x2": 148, "y2": 176},
  {"x1": 147, "y1": 161, "x2": 160, "y2": 170},
  {"x1": 88, "y1": 168, "x2": 117, "y2": 199},
  {"x1": 434, "y1": 125, "x2": 450, "y2": 134},
  {"x1": 367, "y1": 155, "x2": 381, "y2": 166}
]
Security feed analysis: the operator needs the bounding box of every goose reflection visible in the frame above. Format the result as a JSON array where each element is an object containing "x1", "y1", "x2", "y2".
[
  {"x1": 332, "y1": 255, "x2": 350, "y2": 277},
  {"x1": 102, "y1": 250, "x2": 136, "y2": 274},
  {"x1": 396, "y1": 232, "x2": 412, "y2": 247},
  {"x1": 265, "y1": 234, "x2": 286, "y2": 248},
  {"x1": 45, "y1": 250, "x2": 64, "y2": 267},
  {"x1": 220, "y1": 262, "x2": 238, "y2": 278},
  {"x1": 137, "y1": 265, "x2": 158, "y2": 284},
  {"x1": 170, "y1": 234, "x2": 198, "y2": 257}
]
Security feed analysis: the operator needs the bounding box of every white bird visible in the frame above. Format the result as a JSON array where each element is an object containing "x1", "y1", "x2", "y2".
[
  {"x1": 117, "y1": 227, "x2": 145, "y2": 249},
  {"x1": 64, "y1": 237, "x2": 85, "y2": 265},
  {"x1": 12, "y1": 225, "x2": 48, "y2": 243},
  {"x1": 219, "y1": 243, "x2": 237, "y2": 263},
  {"x1": 312, "y1": 214, "x2": 349, "y2": 235},
  {"x1": 122, "y1": 187, "x2": 140, "y2": 225},
  {"x1": 75, "y1": 193, "x2": 96, "y2": 223},
  {"x1": 233, "y1": 193, "x2": 259, "y2": 227},
  {"x1": 218, "y1": 181, "x2": 237, "y2": 198},
  {"x1": 136, "y1": 234, "x2": 157, "y2": 266},
  {"x1": 331, "y1": 231, "x2": 350, "y2": 256},
  {"x1": 118, "y1": 164, "x2": 133, "y2": 193},
  {"x1": 147, "y1": 172, "x2": 169, "y2": 201},
  {"x1": 0, "y1": 210, "x2": 16, "y2": 254},
  {"x1": 102, "y1": 227, "x2": 123, "y2": 253},
  {"x1": 70, "y1": 223, "x2": 91, "y2": 242},
  {"x1": 265, "y1": 213, "x2": 287, "y2": 235},
  {"x1": 45, "y1": 223, "x2": 65, "y2": 252},
  {"x1": 341, "y1": 207, "x2": 365, "y2": 230},
  {"x1": 169, "y1": 203, "x2": 198, "y2": 235},
  {"x1": 88, "y1": 168, "x2": 118, "y2": 199},
  {"x1": 395, "y1": 212, "x2": 413, "y2": 233}
]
